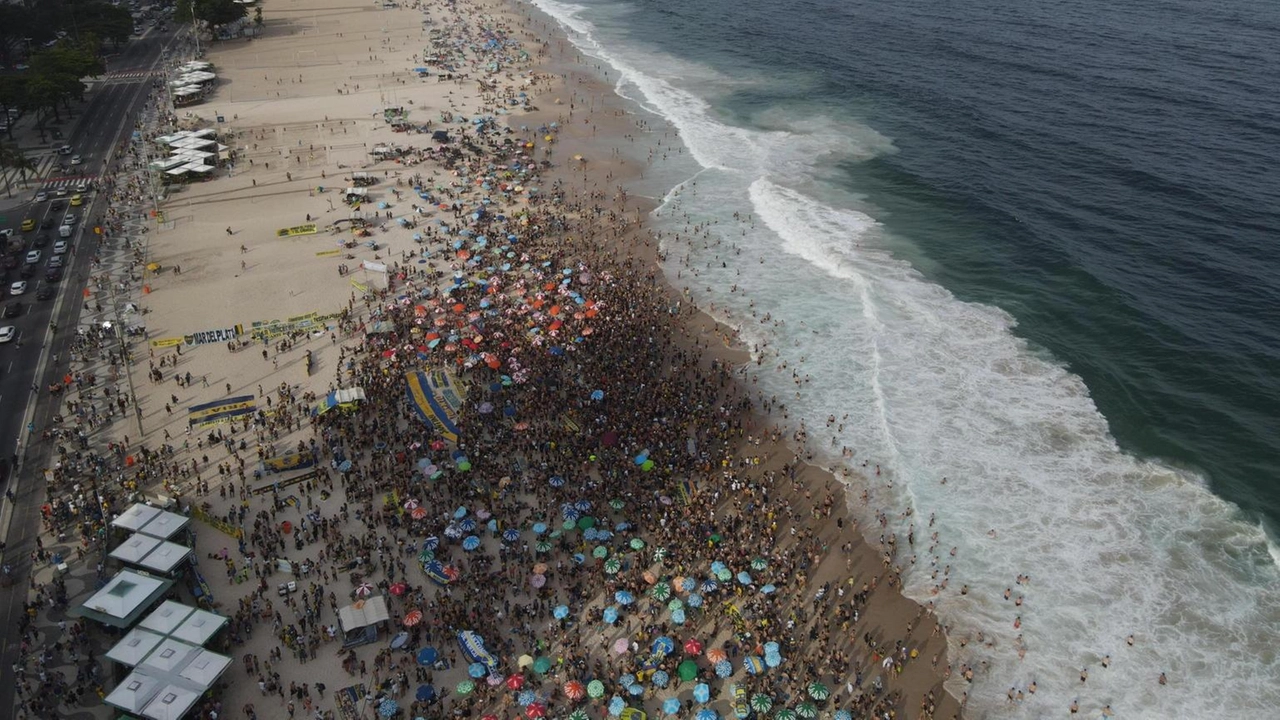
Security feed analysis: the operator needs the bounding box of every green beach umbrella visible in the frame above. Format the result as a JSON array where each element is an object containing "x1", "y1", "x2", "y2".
[
  {"x1": 609, "y1": 498, "x2": 625, "y2": 510},
  {"x1": 650, "y1": 581, "x2": 671, "y2": 602},
  {"x1": 751, "y1": 694, "x2": 773, "y2": 713},
  {"x1": 562, "y1": 519, "x2": 577, "y2": 531},
  {"x1": 750, "y1": 557, "x2": 768, "y2": 571},
  {"x1": 588, "y1": 680, "x2": 606, "y2": 698},
  {"x1": 652, "y1": 547, "x2": 668, "y2": 563},
  {"x1": 807, "y1": 682, "x2": 829, "y2": 701},
  {"x1": 604, "y1": 557, "x2": 621, "y2": 574},
  {"x1": 535, "y1": 540, "x2": 553, "y2": 553},
  {"x1": 533, "y1": 656, "x2": 553, "y2": 674},
  {"x1": 796, "y1": 702, "x2": 818, "y2": 719},
  {"x1": 418, "y1": 548, "x2": 434, "y2": 562},
  {"x1": 773, "y1": 709, "x2": 796, "y2": 720},
  {"x1": 567, "y1": 711, "x2": 590, "y2": 720},
  {"x1": 592, "y1": 545, "x2": 609, "y2": 559},
  {"x1": 715, "y1": 568, "x2": 732, "y2": 582},
  {"x1": 667, "y1": 598, "x2": 684, "y2": 612},
  {"x1": 456, "y1": 680, "x2": 475, "y2": 695},
  {"x1": 677, "y1": 659, "x2": 698, "y2": 681},
  {"x1": 629, "y1": 538, "x2": 645, "y2": 550},
  {"x1": 549, "y1": 529, "x2": 563, "y2": 539},
  {"x1": 577, "y1": 516, "x2": 596, "y2": 530}
]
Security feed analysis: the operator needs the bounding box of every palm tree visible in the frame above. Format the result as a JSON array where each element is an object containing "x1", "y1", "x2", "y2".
[{"x1": 0, "y1": 144, "x2": 36, "y2": 199}]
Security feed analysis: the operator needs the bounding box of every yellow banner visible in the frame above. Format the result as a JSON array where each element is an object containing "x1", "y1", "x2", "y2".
[
  {"x1": 315, "y1": 248, "x2": 342, "y2": 257},
  {"x1": 276, "y1": 223, "x2": 319, "y2": 238},
  {"x1": 150, "y1": 337, "x2": 184, "y2": 348},
  {"x1": 351, "y1": 280, "x2": 368, "y2": 292}
]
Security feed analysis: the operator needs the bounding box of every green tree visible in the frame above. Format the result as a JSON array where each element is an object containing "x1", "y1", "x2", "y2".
[
  {"x1": 0, "y1": 76, "x2": 27, "y2": 141},
  {"x1": 0, "y1": 143, "x2": 36, "y2": 198}
]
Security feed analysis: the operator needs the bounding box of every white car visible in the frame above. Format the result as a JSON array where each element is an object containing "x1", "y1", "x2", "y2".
[
  {"x1": 24, "y1": 249, "x2": 40, "y2": 264},
  {"x1": 70, "y1": 155, "x2": 83, "y2": 165},
  {"x1": 35, "y1": 191, "x2": 48, "y2": 202},
  {"x1": 0, "y1": 326, "x2": 15, "y2": 343},
  {"x1": 57, "y1": 145, "x2": 72, "y2": 155},
  {"x1": 53, "y1": 240, "x2": 69, "y2": 255},
  {"x1": 74, "y1": 182, "x2": 89, "y2": 193},
  {"x1": 9, "y1": 281, "x2": 27, "y2": 296}
]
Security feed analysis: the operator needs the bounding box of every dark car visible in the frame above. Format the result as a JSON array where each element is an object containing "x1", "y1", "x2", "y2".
[
  {"x1": 2, "y1": 254, "x2": 17, "y2": 270},
  {"x1": 45, "y1": 267, "x2": 62, "y2": 282},
  {"x1": 35, "y1": 286, "x2": 54, "y2": 300},
  {"x1": 3, "y1": 301, "x2": 22, "y2": 318},
  {"x1": 40, "y1": 218, "x2": 53, "y2": 229},
  {"x1": 33, "y1": 233, "x2": 49, "y2": 247},
  {"x1": 19, "y1": 262, "x2": 36, "y2": 278}
]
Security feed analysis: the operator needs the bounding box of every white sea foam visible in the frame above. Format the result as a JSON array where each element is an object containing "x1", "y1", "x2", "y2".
[{"x1": 526, "y1": 0, "x2": 1280, "y2": 717}]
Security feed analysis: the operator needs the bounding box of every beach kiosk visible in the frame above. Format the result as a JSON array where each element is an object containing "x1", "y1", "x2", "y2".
[{"x1": 338, "y1": 595, "x2": 390, "y2": 647}]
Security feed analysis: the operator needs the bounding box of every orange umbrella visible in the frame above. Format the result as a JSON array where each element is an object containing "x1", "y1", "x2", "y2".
[
  {"x1": 404, "y1": 609, "x2": 424, "y2": 626},
  {"x1": 411, "y1": 507, "x2": 428, "y2": 519},
  {"x1": 706, "y1": 647, "x2": 728, "y2": 664},
  {"x1": 563, "y1": 680, "x2": 586, "y2": 701}
]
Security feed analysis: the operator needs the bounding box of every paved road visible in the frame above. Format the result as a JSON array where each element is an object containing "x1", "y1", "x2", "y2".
[{"x1": 0, "y1": 28, "x2": 178, "y2": 715}]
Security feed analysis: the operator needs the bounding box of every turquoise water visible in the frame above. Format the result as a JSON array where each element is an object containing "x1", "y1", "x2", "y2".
[{"x1": 525, "y1": 0, "x2": 1280, "y2": 716}]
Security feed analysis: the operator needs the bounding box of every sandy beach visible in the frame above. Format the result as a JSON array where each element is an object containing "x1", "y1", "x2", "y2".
[{"x1": 11, "y1": 2, "x2": 962, "y2": 720}]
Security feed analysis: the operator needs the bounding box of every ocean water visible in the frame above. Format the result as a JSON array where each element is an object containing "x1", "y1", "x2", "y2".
[{"x1": 522, "y1": 0, "x2": 1280, "y2": 716}]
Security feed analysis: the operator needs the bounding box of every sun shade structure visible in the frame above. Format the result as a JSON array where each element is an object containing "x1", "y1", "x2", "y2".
[
  {"x1": 73, "y1": 569, "x2": 174, "y2": 628},
  {"x1": 112, "y1": 503, "x2": 162, "y2": 532},
  {"x1": 106, "y1": 627, "x2": 167, "y2": 666},
  {"x1": 136, "y1": 510, "x2": 191, "y2": 541}
]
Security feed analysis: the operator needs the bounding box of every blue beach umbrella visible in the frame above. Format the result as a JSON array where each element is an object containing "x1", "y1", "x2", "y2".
[
  {"x1": 553, "y1": 605, "x2": 570, "y2": 620},
  {"x1": 693, "y1": 683, "x2": 711, "y2": 703},
  {"x1": 764, "y1": 652, "x2": 782, "y2": 668},
  {"x1": 628, "y1": 684, "x2": 644, "y2": 697},
  {"x1": 459, "y1": 517, "x2": 477, "y2": 532},
  {"x1": 615, "y1": 590, "x2": 634, "y2": 605},
  {"x1": 502, "y1": 528, "x2": 520, "y2": 543},
  {"x1": 533, "y1": 522, "x2": 548, "y2": 535},
  {"x1": 687, "y1": 593, "x2": 703, "y2": 608},
  {"x1": 697, "y1": 710, "x2": 719, "y2": 720},
  {"x1": 671, "y1": 607, "x2": 686, "y2": 625},
  {"x1": 462, "y1": 535, "x2": 481, "y2": 551},
  {"x1": 609, "y1": 696, "x2": 626, "y2": 717},
  {"x1": 743, "y1": 656, "x2": 764, "y2": 675},
  {"x1": 834, "y1": 711, "x2": 853, "y2": 720},
  {"x1": 619, "y1": 674, "x2": 636, "y2": 689},
  {"x1": 550, "y1": 475, "x2": 566, "y2": 487},
  {"x1": 574, "y1": 500, "x2": 592, "y2": 512},
  {"x1": 417, "y1": 647, "x2": 438, "y2": 666},
  {"x1": 714, "y1": 660, "x2": 733, "y2": 678},
  {"x1": 663, "y1": 698, "x2": 682, "y2": 715},
  {"x1": 680, "y1": 577, "x2": 696, "y2": 592},
  {"x1": 454, "y1": 506, "x2": 468, "y2": 519},
  {"x1": 764, "y1": 642, "x2": 780, "y2": 655},
  {"x1": 562, "y1": 505, "x2": 580, "y2": 521},
  {"x1": 760, "y1": 584, "x2": 777, "y2": 594},
  {"x1": 423, "y1": 536, "x2": 440, "y2": 551},
  {"x1": 737, "y1": 571, "x2": 752, "y2": 585},
  {"x1": 652, "y1": 636, "x2": 675, "y2": 656},
  {"x1": 651, "y1": 670, "x2": 669, "y2": 688},
  {"x1": 603, "y1": 606, "x2": 619, "y2": 624},
  {"x1": 468, "y1": 662, "x2": 487, "y2": 678},
  {"x1": 518, "y1": 689, "x2": 536, "y2": 706},
  {"x1": 701, "y1": 579, "x2": 719, "y2": 593},
  {"x1": 415, "y1": 684, "x2": 435, "y2": 701}
]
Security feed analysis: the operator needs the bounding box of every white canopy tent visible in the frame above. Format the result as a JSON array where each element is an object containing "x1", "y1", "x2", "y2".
[
  {"x1": 106, "y1": 627, "x2": 167, "y2": 667},
  {"x1": 138, "y1": 638, "x2": 201, "y2": 675},
  {"x1": 110, "y1": 534, "x2": 163, "y2": 565},
  {"x1": 112, "y1": 503, "x2": 162, "y2": 532},
  {"x1": 170, "y1": 608, "x2": 228, "y2": 646},
  {"x1": 137, "y1": 510, "x2": 191, "y2": 541},
  {"x1": 177, "y1": 649, "x2": 232, "y2": 686},
  {"x1": 139, "y1": 600, "x2": 196, "y2": 635},
  {"x1": 105, "y1": 671, "x2": 164, "y2": 714},
  {"x1": 141, "y1": 684, "x2": 202, "y2": 720},
  {"x1": 79, "y1": 570, "x2": 168, "y2": 625},
  {"x1": 136, "y1": 541, "x2": 193, "y2": 574}
]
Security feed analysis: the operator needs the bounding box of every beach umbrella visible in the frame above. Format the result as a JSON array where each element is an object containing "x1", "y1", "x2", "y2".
[
  {"x1": 764, "y1": 652, "x2": 783, "y2": 668},
  {"x1": 603, "y1": 606, "x2": 619, "y2": 624},
  {"x1": 562, "y1": 519, "x2": 578, "y2": 531},
  {"x1": 684, "y1": 638, "x2": 703, "y2": 655},
  {"x1": 574, "y1": 499, "x2": 593, "y2": 512},
  {"x1": 692, "y1": 683, "x2": 711, "y2": 703},
  {"x1": 629, "y1": 538, "x2": 645, "y2": 550},
  {"x1": 608, "y1": 697, "x2": 627, "y2": 717},
  {"x1": 628, "y1": 684, "x2": 644, "y2": 697},
  {"x1": 764, "y1": 642, "x2": 780, "y2": 654},
  {"x1": 706, "y1": 648, "x2": 727, "y2": 664},
  {"x1": 567, "y1": 711, "x2": 590, "y2": 720},
  {"x1": 533, "y1": 562, "x2": 549, "y2": 575},
  {"x1": 612, "y1": 637, "x2": 630, "y2": 654},
  {"x1": 553, "y1": 605, "x2": 570, "y2": 620},
  {"x1": 668, "y1": 599, "x2": 684, "y2": 612},
  {"x1": 454, "y1": 506, "x2": 468, "y2": 519},
  {"x1": 564, "y1": 680, "x2": 586, "y2": 701},
  {"x1": 518, "y1": 689, "x2": 536, "y2": 706},
  {"x1": 677, "y1": 660, "x2": 698, "y2": 682},
  {"x1": 533, "y1": 656, "x2": 553, "y2": 674},
  {"x1": 760, "y1": 584, "x2": 777, "y2": 594},
  {"x1": 614, "y1": 590, "x2": 634, "y2": 605},
  {"x1": 535, "y1": 540, "x2": 553, "y2": 553},
  {"x1": 507, "y1": 674, "x2": 526, "y2": 690},
  {"x1": 696, "y1": 710, "x2": 719, "y2": 720},
  {"x1": 643, "y1": 571, "x2": 658, "y2": 585},
  {"x1": 807, "y1": 682, "x2": 829, "y2": 701},
  {"x1": 593, "y1": 545, "x2": 609, "y2": 559},
  {"x1": 687, "y1": 593, "x2": 704, "y2": 608},
  {"x1": 604, "y1": 557, "x2": 621, "y2": 574},
  {"x1": 423, "y1": 536, "x2": 440, "y2": 551},
  {"x1": 663, "y1": 698, "x2": 682, "y2": 715},
  {"x1": 355, "y1": 583, "x2": 374, "y2": 597},
  {"x1": 743, "y1": 656, "x2": 764, "y2": 675},
  {"x1": 417, "y1": 647, "x2": 437, "y2": 666},
  {"x1": 796, "y1": 702, "x2": 817, "y2": 719},
  {"x1": 714, "y1": 660, "x2": 732, "y2": 678},
  {"x1": 412, "y1": 506, "x2": 428, "y2": 519},
  {"x1": 378, "y1": 698, "x2": 398, "y2": 717},
  {"x1": 416, "y1": 684, "x2": 436, "y2": 702},
  {"x1": 503, "y1": 528, "x2": 520, "y2": 543},
  {"x1": 526, "y1": 702, "x2": 546, "y2": 719},
  {"x1": 403, "y1": 498, "x2": 420, "y2": 510},
  {"x1": 463, "y1": 535, "x2": 482, "y2": 551},
  {"x1": 483, "y1": 715, "x2": 500, "y2": 720},
  {"x1": 652, "y1": 636, "x2": 675, "y2": 656},
  {"x1": 650, "y1": 582, "x2": 671, "y2": 601},
  {"x1": 773, "y1": 709, "x2": 797, "y2": 720},
  {"x1": 736, "y1": 571, "x2": 753, "y2": 585},
  {"x1": 587, "y1": 680, "x2": 606, "y2": 698},
  {"x1": 517, "y1": 655, "x2": 535, "y2": 670},
  {"x1": 671, "y1": 607, "x2": 686, "y2": 624},
  {"x1": 403, "y1": 610, "x2": 423, "y2": 627},
  {"x1": 533, "y1": 522, "x2": 548, "y2": 535},
  {"x1": 469, "y1": 662, "x2": 487, "y2": 678},
  {"x1": 550, "y1": 475, "x2": 566, "y2": 488},
  {"x1": 651, "y1": 670, "x2": 670, "y2": 688},
  {"x1": 750, "y1": 557, "x2": 768, "y2": 571},
  {"x1": 751, "y1": 694, "x2": 773, "y2": 713},
  {"x1": 574, "y1": 553, "x2": 586, "y2": 565},
  {"x1": 833, "y1": 711, "x2": 853, "y2": 720},
  {"x1": 701, "y1": 579, "x2": 718, "y2": 593},
  {"x1": 486, "y1": 674, "x2": 505, "y2": 687},
  {"x1": 456, "y1": 680, "x2": 475, "y2": 695},
  {"x1": 459, "y1": 517, "x2": 478, "y2": 532},
  {"x1": 609, "y1": 498, "x2": 625, "y2": 510},
  {"x1": 653, "y1": 547, "x2": 668, "y2": 563},
  {"x1": 679, "y1": 577, "x2": 696, "y2": 593},
  {"x1": 716, "y1": 568, "x2": 733, "y2": 582},
  {"x1": 530, "y1": 573, "x2": 546, "y2": 588}
]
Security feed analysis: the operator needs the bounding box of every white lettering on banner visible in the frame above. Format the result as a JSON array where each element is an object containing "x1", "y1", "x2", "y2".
[{"x1": 361, "y1": 260, "x2": 388, "y2": 273}]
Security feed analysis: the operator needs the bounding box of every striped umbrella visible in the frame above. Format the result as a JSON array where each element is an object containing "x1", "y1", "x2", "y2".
[
  {"x1": 795, "y1": 702, "x2": 817, "y2": 719},
  {"x1": 773, "y1": 710, "x2": 796, "y2": 720},
  {"x1": 604, "y1": 557, "x2": 621, "y2": 574},
  {"x1": 650, "y1": 582, "x2": 671, "y2": 601},
  {"x1": 807, "y1": 682, "x2": 829, "y2": 701},
  {"x1": 456, "y1": 680, "x2": 475, "y2": 695},
  {"x1": 751, "y1": 694, "x2": 773, "y2": 713},
  {"x1": 587, "y1": 680, "x2": 606, "y2": 698},
  {"x1": 564, "y1": 680, "x2": 586, "y2": 701}
]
